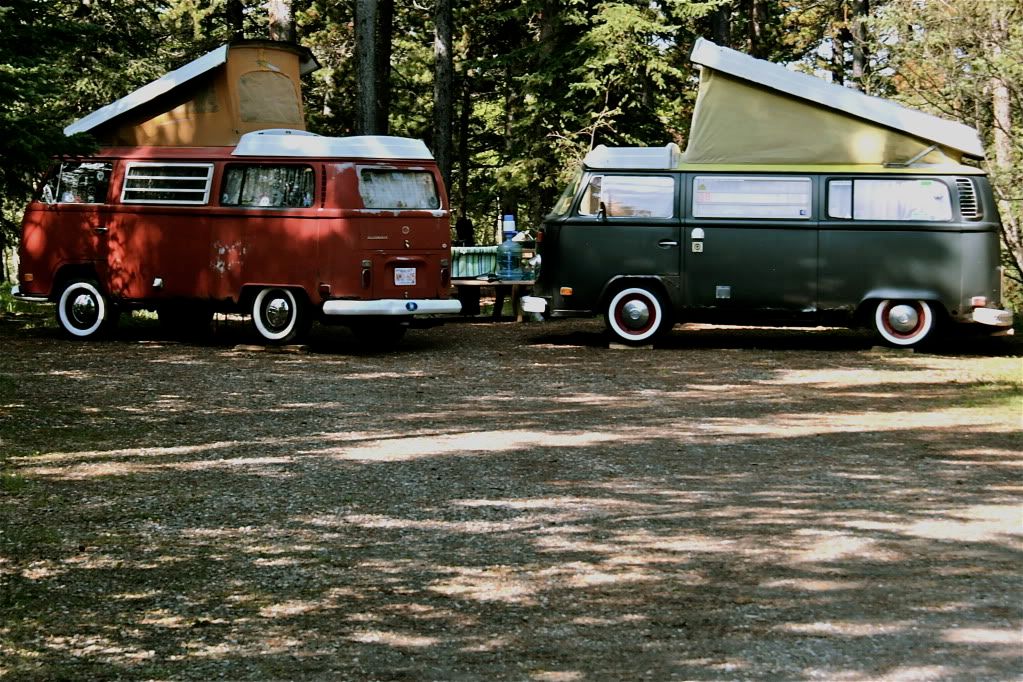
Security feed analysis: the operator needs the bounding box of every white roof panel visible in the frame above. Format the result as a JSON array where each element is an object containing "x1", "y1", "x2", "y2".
[
  {"x1": 584, "y1": 143, "x2": 681, "y2": 169},
  {"x1": 65, "y1": 46, "x2": 229, "y2": 137},
  {"x1": 232, "y1": 130, "x2": 434, "y2": 160},
  {"x1": 689, "y1": 38, "x2": 985, "y2": 159}
]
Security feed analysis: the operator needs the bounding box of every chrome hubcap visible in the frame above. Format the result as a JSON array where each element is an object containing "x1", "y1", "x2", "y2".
[
  {"x1": 887, "y1": 304, "x2": 920, "y2": 333},
  {"x1": 621, "y1": 299, "x2": 650, "y2": 330},
  {"x1": 71, "y1": 293, "x2": 98, "y2": 325},
  {"x1": 265, "y1": 296, "x2": 292, "y2": 330}
]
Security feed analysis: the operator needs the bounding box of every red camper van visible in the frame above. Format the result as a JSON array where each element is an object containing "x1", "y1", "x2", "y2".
[{"x1": 14, "y1": 130, "x2": 461, "y2": 344}]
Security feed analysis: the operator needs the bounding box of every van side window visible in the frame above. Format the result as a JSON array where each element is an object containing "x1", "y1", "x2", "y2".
[
  {"x1": 828, "y1": 179, "x2": 952, "y2": 221},
  {"x1": 578, "y1": 175, "x2": 674, "y2": 218},
  {"x1": 359, "y1": 169, "x2": 439, "y2": 209},
  {"x1": 38, "y1": 162, "x2": 113, "y2": 204},
  {"x1": 221, "y1": 165, "x2": 314, "y2": 208},
  {"x1": 121, "y1": 163, "x2": 214, "y2": 205},
  {"x1": 693, "y1": 176, "x2": 811, "y2": 219}
]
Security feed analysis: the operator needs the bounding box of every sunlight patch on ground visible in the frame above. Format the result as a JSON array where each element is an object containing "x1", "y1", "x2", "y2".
[
  {"x1": 801, "y1": 665, "x2": 953, "y2": 681},
  {"x1": 844, "y1": 504, "x2": 1022, "y2": 544},
  {"x1": 779, "y1": 620, "x2": 913, "y2": 636},
  {"x1": 313, "y1": 429, "x2": 624, "y2": 462},
  {"x1": 760, "y1": 578, "x2": 867, "y2": 592},
  {"x1": 942, "y1": 627, "x2": 1021, "y2": 646},
  {"x1": 790, "y1": 530, "x2": 903, "y2": 563},
  {"x1": 347, "y1": 629, "x2": 440, "y2": 648}
]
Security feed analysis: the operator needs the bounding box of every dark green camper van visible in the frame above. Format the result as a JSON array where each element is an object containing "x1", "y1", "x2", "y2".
[
  {"x1": 521, "y1": 145, "x2": 1013, "y2": 347},
  {"x1": 521, "y1": 38, "x2": 1015, "y2": 348}
]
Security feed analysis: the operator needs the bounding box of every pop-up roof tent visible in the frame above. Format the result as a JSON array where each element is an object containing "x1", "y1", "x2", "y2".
[
  {"x1": 680, "y1": 38, "x2": 985, "y2": 167},
  {"x1": 65, "y1": 40, "x2": 319, "y2": 147}
]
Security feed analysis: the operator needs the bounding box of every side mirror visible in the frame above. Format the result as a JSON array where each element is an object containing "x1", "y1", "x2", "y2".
[{"x1": 597, "y1": 201, "x2": 607, "y2": 222}]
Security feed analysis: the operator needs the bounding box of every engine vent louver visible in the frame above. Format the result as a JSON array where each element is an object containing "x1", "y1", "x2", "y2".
[{"x1": 956, "y1": 178, "x2": 981, "y2": 219}]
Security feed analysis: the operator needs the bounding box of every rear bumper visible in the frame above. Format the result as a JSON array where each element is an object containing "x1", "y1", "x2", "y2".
[
  {"x1": 322, "y1": 298, "x2": 462, "y2": 316},
  {"x1": 11, "y1": 285, "x2": 49, "y2": 303},
  {"x1": 520, "y1": 295, "x2": 547, "y2": 314},
  {"x1": 963, "y1": 307, "x2": 1014, "y2": 328}
]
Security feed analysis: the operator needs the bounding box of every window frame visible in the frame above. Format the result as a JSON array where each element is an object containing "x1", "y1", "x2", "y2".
[
  {"x1": 574, "y1": 173, "x2": 678, "y2": 220},
  {"x1": 356, "y1": 167, "x2": 441, "y2": 210},
  {"x1": 691, "y1": 175, "x2": 813, "y2": 221},
  {"x1": 120, "y1": 162, "x2": 215, "y2": 205},
  {"x1": 39, "y1": 161, "x2": 114, "y2": 205},
  {"x1": 826, "y1": 177, "x2": 954, "y2": 223},
  {"x1": 219, "y1": 163, "x2": 316, "y2": 209}
]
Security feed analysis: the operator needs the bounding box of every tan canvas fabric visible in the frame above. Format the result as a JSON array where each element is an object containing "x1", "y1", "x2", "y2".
[
  {"x1": 681, "y1": 69, "x2": 960, "y2": 166},
  {"x1": 97, "y1": 43, "x2": 309, "y2": 147}
]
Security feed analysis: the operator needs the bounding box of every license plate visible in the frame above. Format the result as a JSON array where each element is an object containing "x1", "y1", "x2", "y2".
[{"x1": 394, "y1": 267, "x2": 417, "y2": 286}]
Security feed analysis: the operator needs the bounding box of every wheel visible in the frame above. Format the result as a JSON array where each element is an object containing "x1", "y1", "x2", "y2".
[
  {"x1": 351, "y1": 320, "x2": 408, "y2": 350},
  {"x1": 251, "y1": 287, "x2": 308, "y2": 344},
  {"x1": 873, "y1": 299, "x2": 935, "y2": 347},
  {"x1": 605, "y1": 286, "x2": 671, "y2": 345},
  {"x1": 56, "y1": 280, "x2": 116, "y2": 339}
]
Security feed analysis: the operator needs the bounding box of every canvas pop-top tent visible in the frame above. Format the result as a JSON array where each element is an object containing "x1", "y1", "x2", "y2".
[
  {"x1": 64, "y1": 40, "x2": 319, "y2": 147},
  {"x1": 679, "y1": 38, "x2": 985, "y2": 167}
]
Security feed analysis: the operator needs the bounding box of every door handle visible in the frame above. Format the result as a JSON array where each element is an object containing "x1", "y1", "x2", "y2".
[
  {"x1": 93, "y1": 227, "x2": 108, "y2": 234},
  {"x1": 658, "y1": 239, "x2": 679, "y2": 248}
]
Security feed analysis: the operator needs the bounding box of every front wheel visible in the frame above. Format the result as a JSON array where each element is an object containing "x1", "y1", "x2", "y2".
[
  {"x1": 251, "y1": 287, "x2": 309, "y2": 344},
  {"x1": 873, "y1": 299, "x2": 936, "y2": 347},
  {"x1": 605, "y1": 286, "x2": 671, "y2": 345},
  {"x1": 56, "y1": 280, "x2": 116, "y2": 339}
]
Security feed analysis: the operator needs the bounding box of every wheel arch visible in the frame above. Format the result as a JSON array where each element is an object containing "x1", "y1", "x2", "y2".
[
  {"x1": 599, "y1": 275, "x2": 677, "y2": 312},
  {"x1": 854, "y1": 288, "x2": 949, "y2": 326}
]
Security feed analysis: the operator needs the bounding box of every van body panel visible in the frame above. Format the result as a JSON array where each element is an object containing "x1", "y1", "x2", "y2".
[
  {"x1": 683, "y1": 223, "x2": 818, "y2": 311},
  {"x1": 529, "y1": 162, "x2": 1013, "y2": 344},
  {"x1": 15, "y1": 134, "x2": 459, "y2": 341}
]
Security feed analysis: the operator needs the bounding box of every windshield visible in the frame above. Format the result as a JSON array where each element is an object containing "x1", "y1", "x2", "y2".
[{"x1": 550, "y1": 168, "x2": 584, "y2": 217}]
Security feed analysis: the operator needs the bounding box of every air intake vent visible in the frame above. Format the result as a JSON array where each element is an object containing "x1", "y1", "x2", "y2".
[{"x1": 956, "y1": 178, "x2": 981, "y2": 219}]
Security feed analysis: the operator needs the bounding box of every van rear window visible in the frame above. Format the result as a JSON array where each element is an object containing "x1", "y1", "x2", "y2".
[
  {"x1": 693, "y1": 176, "x2": 812, "y2": 219},
  {"x1": 121, "y1": 163, "x2": 214, "y2": 205},
  {"x1": 828, "y1": 179, "x2": 952, "y2": 221},
  {"x1": 358, "y1": 169, "x2": 439, "y2": 209}
]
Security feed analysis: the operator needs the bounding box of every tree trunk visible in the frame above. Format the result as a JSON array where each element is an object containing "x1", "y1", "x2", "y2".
[
  {"x1": 355, "y1": 0, "x2": 378, "y2": 135},
  {"x1": 226, "y1": 0, "x2": 244, "y2": 41},
  {"x1": 375, "y1": 0, "x2": 394, "y2": 134},
  {"x1": 746, "y1": 0, "x2": 766, "y2": 57},
  {"x1": 433, "y1": 0, "x2": 454, "y2": 189},
  {"x1": 457, "y1": 71, "x2": 471, "y2": 215},
  {"x1": 849, "y1": 0, "x2": 870, "y2": 91},
  {"x1": 711, "y1": 2, "x2": 731, "y2": 46},
  {"x1": 268, "y1": 0, "x2": 295, "y2": 42},
  {"x1": 988, "y1": 8, "x2": 1022, "y2": 277}
]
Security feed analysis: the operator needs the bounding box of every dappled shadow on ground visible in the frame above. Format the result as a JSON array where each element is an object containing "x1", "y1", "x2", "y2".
[{"x1": 1, "y1": 317, "x2": 1020, "y2": 680}]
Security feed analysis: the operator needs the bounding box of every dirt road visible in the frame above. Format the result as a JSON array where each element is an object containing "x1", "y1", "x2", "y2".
[{"x1": 1, "y1": 314, "x2": 1021, "y2": 680}]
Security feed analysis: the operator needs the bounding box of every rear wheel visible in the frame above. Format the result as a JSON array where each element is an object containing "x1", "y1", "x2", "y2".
[
  {"x1": 56, "y1": 280, "x2": 116, "y2": 339},
  {"x1": 873, "y1": 299, "x2": 936, "y2": 347},
  {"x1": 605, "y1": 286, "x2": 671, "y2": 345},
  {"x1": 251, "y1": 287, "x2": 309, "y2": 344}
]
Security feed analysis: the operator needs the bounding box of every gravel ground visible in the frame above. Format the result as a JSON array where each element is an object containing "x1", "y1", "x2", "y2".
[{"x1": 1, "y1": 311, "x2": 1021, "y2": 681}]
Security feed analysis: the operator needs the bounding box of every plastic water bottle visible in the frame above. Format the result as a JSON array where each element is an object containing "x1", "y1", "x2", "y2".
[{"x1": 496, "y1": 215, "x2": 523, "y2": 279}]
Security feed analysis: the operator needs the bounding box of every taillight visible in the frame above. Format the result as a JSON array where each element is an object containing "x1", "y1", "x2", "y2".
[
  {"x1": 361, "y1": 259, "x2": 372, "y2": 289},
  {"x1": 536, "y1": 229, "x2": 545, "y2": 243}
]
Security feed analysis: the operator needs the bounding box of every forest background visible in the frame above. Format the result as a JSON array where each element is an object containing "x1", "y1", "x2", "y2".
[{"x1": 0, "y1": 0, "x2": 1020, "y2": 298}]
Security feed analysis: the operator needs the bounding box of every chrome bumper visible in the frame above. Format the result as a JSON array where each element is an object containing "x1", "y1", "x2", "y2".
[
  {"x1": 322, "y1": 298, "x2": 462, "y2": 316},
  {"x1": 970, "y1": 307, "x2": 1014, "y2": 328},
  {"x1": 10, "y1": 285, "x2": 49, "y2": 303},
  {"x1": 520, "y1": 295, "x2": 548, "y2": 314}
]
